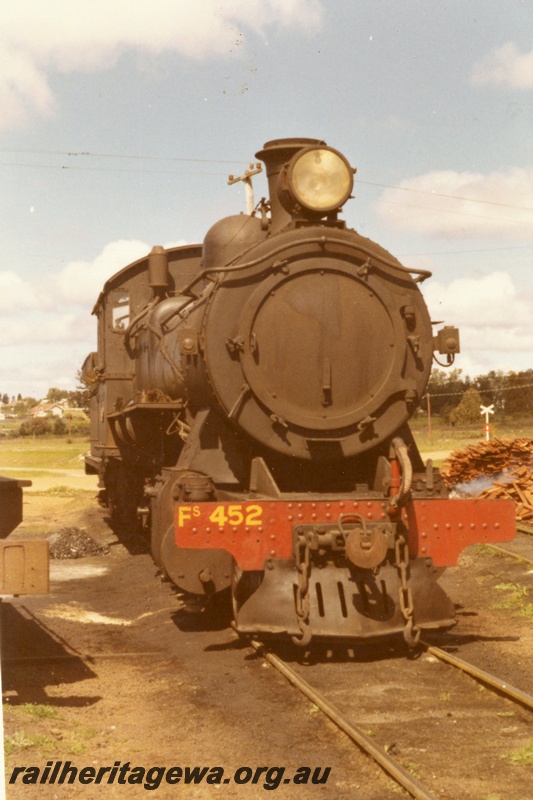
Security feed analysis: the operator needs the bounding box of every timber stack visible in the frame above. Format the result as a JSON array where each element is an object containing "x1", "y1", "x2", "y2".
[{"x1": 440, "y1": 438, "x2": 533, "y2": 522}]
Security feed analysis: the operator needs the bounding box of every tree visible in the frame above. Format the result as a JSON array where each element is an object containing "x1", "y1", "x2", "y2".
[
  {"x1": 68, "y1": 369, "x2": 91, "y2": 412},
  {"x1": 14, "y1": 401, "x2": 27, "y2": 418},
  {"x1": 53, "y1": 418, "x2": 67, "y2": 436},
  {"x1": 1, "y1": 394, "x2": 7, "y2": 405},
  {"x1": 439, "y1": 401, "x2": 457, "y2": 424},
  {"x1": 44, "y1": 375, "x2": 90, "y2": 412},
  {"x1": 471, "y1": 370, "x2": 506, "y2": 413},
  {"x1": 47, "y1": 387, "x2": 70, "y2": 403},
  {"x1": 501, "y1": 370, "x2": 533, "y2": 416},
  {"x1": 449, "y1": 387, "x2": 484, "y2": 425},
  {"x1": 19, "y1": 418, "x2": 51, "y2": 437},
  {"x1": 424, "y1": 368, "x2": 467, "y2": 418}
]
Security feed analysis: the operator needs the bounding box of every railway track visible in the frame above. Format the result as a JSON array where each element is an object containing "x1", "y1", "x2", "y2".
[
  {"x1": 485, "y1": 543, "x2": 533, "y2": 566},
  {"x1": 251, "y1": 639, "x2": 533, "y2": 800},
  {"x1": 482, "y1": 529, "x2": 533, "y2": 567}
]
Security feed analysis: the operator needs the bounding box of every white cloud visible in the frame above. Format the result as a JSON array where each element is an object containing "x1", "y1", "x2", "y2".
[
  {"x1": 423, "y1": 271, "x2": 533, "y2": 374},
  {"x1": 1, "y1": 313, "x2": 93, "y2": 345},
  {"x1": 54, "y1": 239, "x2": 152, "y2": 306},
  {"x1": 423, "y1": 271, "x2": 531, "y2": 329},
  {"x1": 0, "y1": 239, "x2": 153, "y2": 318},
  {"x1": 0, "y1": 236, "x2": 197, "y2": 395},
  {"x1": 0, "y1": 44, "x2": 55, "y2": 129},
  {"x1": 53, "y1": 238, "x2": 188, "y2": 306},
  {"x1": 0, "y1": 237, "x2": 191, "y2": 350},
  {"x1": 0, "y1": 271, "x2": 43, "y2": 312},
  {"x1": 0, "y1": 237, "x2": 152, "y2": 354},
  {"x1": 471, "y1": 42, "x2": 533, "y2": 90},
  {"x1": 0, "y1": 346, "x2": 92, "y2": 399},
  {"x1": 0, "y1": 1, "x2": 322, "y2": 131},
  {"x1": 376, "y1": 168, "x2": 533, "y2": 239}
]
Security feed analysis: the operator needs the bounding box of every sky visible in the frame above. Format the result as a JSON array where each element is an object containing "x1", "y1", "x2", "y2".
[{"x1": 1, "y1": 0, "x2": 532, "y2": 400}]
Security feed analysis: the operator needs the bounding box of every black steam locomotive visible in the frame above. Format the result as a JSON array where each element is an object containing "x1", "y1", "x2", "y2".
[{"x1": 84, "y1": 138, "x2": 514, "y2": 646}]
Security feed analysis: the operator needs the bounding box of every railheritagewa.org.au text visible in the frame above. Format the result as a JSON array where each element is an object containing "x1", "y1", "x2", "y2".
[{"x1": 9, "y1": 761, "x2": 332, "y2": 791}]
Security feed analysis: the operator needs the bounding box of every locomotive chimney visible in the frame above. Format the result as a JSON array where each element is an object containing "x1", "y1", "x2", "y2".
[{"x1": 256, "y1": 138, "x2": 326, "y2": 233}]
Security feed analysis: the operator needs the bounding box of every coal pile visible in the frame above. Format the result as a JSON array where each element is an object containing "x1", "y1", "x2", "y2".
[{"x1": 49, "y1": 527, "x2": 110, "y2": 559}]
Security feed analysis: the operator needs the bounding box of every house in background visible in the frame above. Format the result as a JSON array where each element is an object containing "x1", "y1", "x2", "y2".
[
  {"x1": 30, "y1": 399, "x2": 70, "y2": 419},
  {"x1": 29, "y1": 399, "x2": 89, "y2": 422}
]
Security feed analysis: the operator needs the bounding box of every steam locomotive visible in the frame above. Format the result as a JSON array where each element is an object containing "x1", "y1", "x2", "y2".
[{"x1": 84, "y1": 138, "x2": 514, "y2": 646}]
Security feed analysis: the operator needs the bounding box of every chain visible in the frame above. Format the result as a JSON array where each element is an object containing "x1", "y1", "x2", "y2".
[
  {"x1": 395, "y1": 533, "x2": 420, "y2": 648},
  {"x1": 291, "y1": 535, "x2": 312, "y2": 647}
]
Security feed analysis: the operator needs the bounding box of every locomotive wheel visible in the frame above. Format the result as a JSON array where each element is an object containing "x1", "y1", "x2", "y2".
[
  {"x1": 175, "y1": 589, "x2": 233, "y2": 632},
  {"x1": 103, "y1": 459, "x2": 144, "y2": 534}
]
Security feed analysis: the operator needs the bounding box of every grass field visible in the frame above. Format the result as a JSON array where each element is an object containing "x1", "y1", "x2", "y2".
[
  {"x1": 0, "y1": 417, "x2": 533, "y2": 482},
  {"x1": 0, "y1": 436, "x2": 89, "y2": 470},
  {"x1": 0, "y1": 421, "x2": 532, "y2": 476},
  {"x1": 0, "y1": 417, "x2": 533, "y2": 478},
  {"x1": 0, "y1": 436, "x2": 93, "y2": 490},
  {"x1": 410, "y1": 416, "x2": 533, "y2": 454}
]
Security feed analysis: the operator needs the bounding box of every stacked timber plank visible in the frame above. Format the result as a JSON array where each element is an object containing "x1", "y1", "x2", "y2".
[{"x1": 440, "y1": 438, "x2": 533, "y2": 522}]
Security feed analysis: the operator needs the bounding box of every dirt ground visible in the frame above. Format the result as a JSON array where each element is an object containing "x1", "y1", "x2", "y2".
[{"x1": 2, "y1": 488, "x2": 533, "y2": 800}]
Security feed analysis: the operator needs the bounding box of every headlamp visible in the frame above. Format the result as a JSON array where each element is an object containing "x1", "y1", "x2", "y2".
[{"x1": 282, "y1": 146, "x2": 354, "y2": 215}]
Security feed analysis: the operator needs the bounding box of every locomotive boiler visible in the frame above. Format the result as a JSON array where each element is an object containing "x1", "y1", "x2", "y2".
[{"x1": 84, "y1": 137, "x2": 515, "y2": 646}]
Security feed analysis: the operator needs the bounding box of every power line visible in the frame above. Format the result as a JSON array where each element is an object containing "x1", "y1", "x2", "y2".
[
  {"x1": 379, "y1": 198, "x2": 533, "y2": 225},
  {"x1": 0, "y1": 161, "x2": 227, "y2": 176},
  {"x1": 358, "y1": 179, "x2": 533, "y2": 213},
  {"x1": 423, "y1": 379, "x2": 533, "y2": 399},
  {"x1": 4, "y1": 160, "x2": 532, "y2": 226},
  {"x1": 0, "y1": 147, "x2": 245, "y2": 165},
  {"x1": 0, "y1": 146, "x2": 532, "y2": 213},
  {"x1": 398, "y1": 245, "x2": 533, "y2": 257}
]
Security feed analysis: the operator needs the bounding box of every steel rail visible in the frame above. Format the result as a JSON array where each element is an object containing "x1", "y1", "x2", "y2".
[
  {"x1": 250, "y1": 640, "x2": 438, "y2": 800},
  {"x1": 484, "y1": 543, "x2": 533, "y2": 568},
  {"x1": 421, "y1": 642, "x2": 533, "y2": 712}
]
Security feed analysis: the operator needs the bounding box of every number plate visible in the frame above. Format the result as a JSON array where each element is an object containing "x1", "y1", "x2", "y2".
[{"x1": 176, "y1": 503, "x2": 263, "y2": 529}]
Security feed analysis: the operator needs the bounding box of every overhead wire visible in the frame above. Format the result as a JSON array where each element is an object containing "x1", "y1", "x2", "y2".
[
  {"x1": 1, "y1": 147, "x2": 532, "y2": 266},
  {"x1": 357, "y1": 179, "x2": 533, "y2": 212},
  {"x1": 423, "y1": 379, "x2": 533, "y2": 400},
  {"x1": 398, "y1": 244, "x2": 533, "y2": 257},
  {"x1": 0, "y1": 147, "x2": 245, "y2": 165},
  {"x1": 0, "y1": 160, "x2": 228, "y2": 176},
  {"x1": 0, "y1": 145, "x2": 532, "y2": 213},
  {"x1": 375, "y1": 198, "x2": 533, "y2": 225}
]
